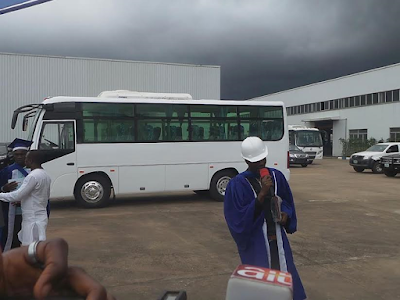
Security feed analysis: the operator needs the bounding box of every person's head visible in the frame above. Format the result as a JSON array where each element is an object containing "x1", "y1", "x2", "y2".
[
  {"x1": 13, "y1": 149, "x2": 28, "y2": 166},
  {"x1": 25, "y1": 150, "x2": 44, "y2": 169},
  {"x1": 8, "y1": 138, "x2": 33, "y2": 166},
  {"x1": 241, "y1": 137, "x2": 268, "y2": 173}
]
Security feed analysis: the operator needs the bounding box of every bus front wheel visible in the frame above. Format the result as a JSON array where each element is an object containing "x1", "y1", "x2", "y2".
[
  {"x1": 75, "y1": 174, "x2": 111, "y2": 208},
  {"x1": 210, "y1": 170, "x2": 237, "y2": 202}
]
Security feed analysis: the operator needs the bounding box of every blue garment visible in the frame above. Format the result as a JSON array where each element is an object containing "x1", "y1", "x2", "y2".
[
  {"x1": 0, "y1": 163, "x2": 25, "y2": 248},
  {"x1": 0, "y1": 163, "x2": 50, "y2": 249},
  {"x1": 224, "y1": 168, "x2": 306, "y2": 300}
]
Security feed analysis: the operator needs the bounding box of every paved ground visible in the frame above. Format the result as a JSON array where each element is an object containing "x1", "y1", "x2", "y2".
[{"x1": 47, "y1": 159, "x2": 400, "y2": 300}]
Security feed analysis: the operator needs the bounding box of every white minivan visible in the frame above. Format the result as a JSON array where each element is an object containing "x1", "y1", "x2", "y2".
[{"x1": 349, "y1": 143, "x2": 400, "y2": 173}]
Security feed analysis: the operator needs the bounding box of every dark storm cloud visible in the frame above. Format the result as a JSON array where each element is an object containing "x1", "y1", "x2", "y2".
[{"x1": 1, "y1": 0, "x2": 400, "y2": 99}]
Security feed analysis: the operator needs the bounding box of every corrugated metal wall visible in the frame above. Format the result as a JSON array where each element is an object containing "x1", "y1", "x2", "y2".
[{"x1": 0, "y1": 52, "x2": 220, "y2": 142}]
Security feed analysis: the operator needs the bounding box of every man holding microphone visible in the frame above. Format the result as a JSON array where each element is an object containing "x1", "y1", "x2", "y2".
[{"x1": 224, "y1": 137, "x2": 306, "y2": 300}]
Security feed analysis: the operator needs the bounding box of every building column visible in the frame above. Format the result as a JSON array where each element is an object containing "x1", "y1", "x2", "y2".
[{"x1": 332, "y1": 119, "x2": 347, "y2": 157}]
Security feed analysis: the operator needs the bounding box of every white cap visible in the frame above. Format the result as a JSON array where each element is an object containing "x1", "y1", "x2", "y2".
[{"x1": 241, "y1": 137, "x2": 268, "y2": 162}]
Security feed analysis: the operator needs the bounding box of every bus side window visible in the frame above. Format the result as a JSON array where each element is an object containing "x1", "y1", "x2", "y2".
[
  {"x1": 153, "y1": 127, "x2": 161, "y2": 141},
  {"x1": 249, "y1": 122, "x2": 259, "y2": 136}
]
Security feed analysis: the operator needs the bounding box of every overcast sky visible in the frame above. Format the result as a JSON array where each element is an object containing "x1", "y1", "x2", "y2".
[{"x1": 1, "y1": 0, "x2": 400, "y2": 99}]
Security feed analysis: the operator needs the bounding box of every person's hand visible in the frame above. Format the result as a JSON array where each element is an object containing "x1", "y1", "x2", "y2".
[
  {"x1": 278, "y1": 212, "x2": 288, "y2": 226},
  {"x1": 2, "y1": 181, "x2": 18, "y2": 192},
  {"x1": 0, "y1": 238, "x2": 116, "y2": 300},
  {"x1": 260, "y1": 175, "x2": 273, "y2": 194},
  {"x1": 257, "y1": 175, "x2": 273, "y2": 204}
]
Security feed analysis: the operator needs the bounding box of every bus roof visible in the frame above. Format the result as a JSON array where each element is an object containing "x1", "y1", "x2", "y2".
[
  {"x1": 42, "y1": 96, "x2": 285, "y2": 107},
  {"x1": 288, "y1": 125, "x2": 319, "y2": 131},
  {"x1": 98, "y1": 90, "x2": 193, "y2": 100}
]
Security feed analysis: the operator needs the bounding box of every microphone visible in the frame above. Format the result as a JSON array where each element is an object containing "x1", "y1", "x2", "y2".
[
  {"x1": 259, "y1": 168, "x2": 269, "y2": 178},
  {"x1": 259, "y1": 168, "x2": 275, "y2": 197},
  {"x1": 226, "y1": 265, "x2": 293, "y2": 300}
]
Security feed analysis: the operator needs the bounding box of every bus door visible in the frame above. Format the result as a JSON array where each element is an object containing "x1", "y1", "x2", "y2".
[{"x1": 38, "y1": 120, "x2": 77, "y2": 199}]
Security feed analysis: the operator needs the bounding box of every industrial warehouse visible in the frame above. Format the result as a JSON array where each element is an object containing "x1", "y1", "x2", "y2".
[{"x1": 253, "y1": 63, "x2": 400, "y2": 157}]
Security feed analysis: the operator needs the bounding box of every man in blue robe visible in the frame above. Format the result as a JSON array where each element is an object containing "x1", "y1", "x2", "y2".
[{"x1": 224, "y1": 137, "x2": 306, "y2": 300}]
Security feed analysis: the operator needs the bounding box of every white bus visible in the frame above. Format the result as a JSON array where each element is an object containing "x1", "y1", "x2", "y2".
[
  {"x1": 288, "y1": 125, "x2": 323, "y2": 160},
  {"x1": 11, "y1": 91, "x2": 289, "y2": 208}
]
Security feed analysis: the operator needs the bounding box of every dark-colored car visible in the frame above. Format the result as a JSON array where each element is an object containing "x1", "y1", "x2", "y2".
[
  {"x1": 289, "y1": 144, "x2": 311, "y2": 167},
  {"x1": 380, "y1": 153, "x2": 400, "y2": 177},
  {"x1": 0, "y1": 142, "x2": 12, "y2": 171}
]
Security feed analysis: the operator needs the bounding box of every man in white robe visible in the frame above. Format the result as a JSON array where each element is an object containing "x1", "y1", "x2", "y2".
[{"x1": 0, "y1": 151, "x2": 51, "y2": 246}]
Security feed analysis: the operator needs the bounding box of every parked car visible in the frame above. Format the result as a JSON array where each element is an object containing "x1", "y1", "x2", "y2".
[
  {"x1": 289, "y1": 144, "x2": 311, "y2": 167},
  {"x1": 349, "y1": 143, "x2": 400, "y2": 173},
  {"x1": 380, "y1": 153, "x2": 400, "y2": 177},
  {"x1": 0, "y1": 142, "x2": 12, "y2": 171}
]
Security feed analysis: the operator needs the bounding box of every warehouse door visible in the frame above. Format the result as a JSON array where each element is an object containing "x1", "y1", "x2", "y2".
[{"x1": 314, "y1": 121, "x2": 333, "y2": 156}]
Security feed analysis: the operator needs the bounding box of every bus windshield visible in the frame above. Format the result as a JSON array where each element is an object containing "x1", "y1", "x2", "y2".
[
  {"x1": 296, "y1": 130, "x2": 323, "y2": 147},
  {"x1": 27, "y1": 108, "x2": 43, "y2": 140}
]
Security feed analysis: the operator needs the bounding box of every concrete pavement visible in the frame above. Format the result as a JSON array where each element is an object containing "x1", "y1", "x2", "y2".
[{"x1": 47, "y1": 159, "x2": 400, "y2": 300}]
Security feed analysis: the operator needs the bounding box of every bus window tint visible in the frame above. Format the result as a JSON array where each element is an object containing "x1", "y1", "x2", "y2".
[
  {"x1": 262, "y1": 119, "x2": 283, "y2": 140},
  {"x1": 82, "y1": 103, "x2": 135, "y2": 143},
  {"x1": 190, "y1": 105, "x2": 236, "y2": 118},
  {"x1": 260, "y1": 106, "x2": 283, "y2": 119},
  {"x1": 190, "y1": 119, "x2": 238, "y2": 141},
  {"x1": 83, "y1": 120, "x2": 95, "y2": 142},
  {"x1": 79, "y1": 103, "x2": 283, "y2": 143},
  {"x1": 83, "y1": 103, "x2": 134, "y2": 117},
  {"x1": 241, "y1": 120, "x2": 261, "y2": 139},
  {"x1": 136, "y1": 104, "x2": 189, "y2": 118},
  {"x1": 227, "y1": 123, "x2": 244, "y2": 140},
  {"x1": 83, "y1": 119, "x2": 134, "y2": 142},
  {"x1": 239, "y1": 106, "x2": 283, "y2": 141},
  {"x1": 136, "y1": 104, "x2": 189, "y2": 142},
  {"x1": 165, "y1": 120, "x2": 189, "y2": 141},
  {"x1": 190, "y1": 105, "x2": 237, "y2": 141},
  {"x1": 238, "y1": 106, "x2": 259, "y2": 118},
  {"x1": 137, "y1": 119, "x2": 189, "y2": 141}
]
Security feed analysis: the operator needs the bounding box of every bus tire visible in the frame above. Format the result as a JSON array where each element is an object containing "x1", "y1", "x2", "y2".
[
  {"x1": 74, "y1": 174, "x2": 112, "y2": 208},
  {"x1": 210, "y1": 170, "x2": 237, "y2": 202}
]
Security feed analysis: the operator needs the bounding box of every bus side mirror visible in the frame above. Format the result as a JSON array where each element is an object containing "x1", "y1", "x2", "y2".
[{"x1": 22, "y1": 117, "x2": 28, "y2": 131}]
